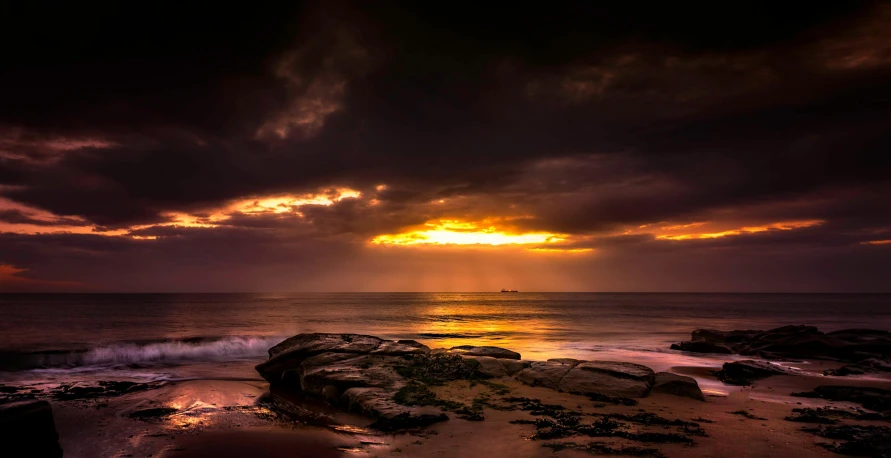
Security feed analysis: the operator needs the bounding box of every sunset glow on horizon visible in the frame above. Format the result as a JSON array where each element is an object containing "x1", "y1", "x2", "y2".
[{"x1": 372, "y1": 219, "x2": 567, "y2": 247}]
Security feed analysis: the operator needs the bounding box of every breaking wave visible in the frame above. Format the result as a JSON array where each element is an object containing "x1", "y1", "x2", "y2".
[{"x1": 0, "y1": 336, "x2": 285, "y2": 371}]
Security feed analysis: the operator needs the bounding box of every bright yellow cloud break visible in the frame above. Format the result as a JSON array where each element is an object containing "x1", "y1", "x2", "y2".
[{"x1": 371, "y1": 219, "x2": 567, "y2": 246}]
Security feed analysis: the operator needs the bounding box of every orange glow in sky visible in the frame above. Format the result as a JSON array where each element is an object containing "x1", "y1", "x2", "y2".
[
  {"x1": 655, "y1": 219, "x2": 824, "y2": 240},
  {"x1": 372, "y1": 219, "x2": 567, "y2": 246},
  {"x1": 232, "y1": 188, "x2": 361, "y2": 214},
  {"x1": 0, "y1": 188, "x2": 362, "y2": 237}
]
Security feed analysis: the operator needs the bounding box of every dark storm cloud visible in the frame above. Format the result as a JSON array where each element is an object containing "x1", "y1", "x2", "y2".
[{"x1": 1, "y1": 1, "x2": 890, "y2": 291}]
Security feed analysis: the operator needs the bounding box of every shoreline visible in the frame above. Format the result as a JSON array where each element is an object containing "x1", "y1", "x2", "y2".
[
  {"x1": 3, "y1": 328, "x2": 891, "y2": 457},
  {"x1": 40, "y1": 364, "x2": 891, "y2": 457}
]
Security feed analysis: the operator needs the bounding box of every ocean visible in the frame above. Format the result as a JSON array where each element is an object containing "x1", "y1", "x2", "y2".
[{"x1": 2, "y1": 293, "x2": 890, "y2": 395}]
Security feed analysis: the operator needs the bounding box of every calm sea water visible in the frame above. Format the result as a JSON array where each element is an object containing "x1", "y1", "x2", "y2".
[{"x1": 1, "y1": 293, "x2": 890, "y2": 392}]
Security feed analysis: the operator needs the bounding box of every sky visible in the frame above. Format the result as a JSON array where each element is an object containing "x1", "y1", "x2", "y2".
[{"x1": 0, "y1": 1, "x2": 889, "y2": 292}]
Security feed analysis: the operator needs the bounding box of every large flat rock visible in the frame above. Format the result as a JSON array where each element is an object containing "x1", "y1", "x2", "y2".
[
  {"x1": 558, "y1": 361, "x2": 655, "y2": 398},
  {"x1": 515, "y1": 360, "x2": 580, "y2": 389}
]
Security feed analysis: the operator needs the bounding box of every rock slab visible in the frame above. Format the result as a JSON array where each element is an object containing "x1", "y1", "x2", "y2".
[{"x1": 558, "y1": 361, "x2": 655, "y2": 398}]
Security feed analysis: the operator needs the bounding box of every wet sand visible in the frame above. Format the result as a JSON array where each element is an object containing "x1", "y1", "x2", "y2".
[{"x1": 42, "y1": 360, "x2": 891, "y2": 458}]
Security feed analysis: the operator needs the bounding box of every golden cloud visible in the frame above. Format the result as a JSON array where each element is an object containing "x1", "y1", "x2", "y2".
[
  {"x1": 371, "y1": 219, "x2": 568, "y2": 247},
  {"x1": 654, "y1": 220, "x2": 824, "y2": 240}
]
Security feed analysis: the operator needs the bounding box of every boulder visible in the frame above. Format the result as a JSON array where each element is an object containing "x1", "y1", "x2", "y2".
[
  {"x1": 499, "y1": 359, "x2": 532, "y2": 375},
  {"x1": 715, "y1": 360, "x2": 795, "y2": 385},
  {"x1": 257, "y1": 334, "x2": 386, "y2": 382},
  {"x1": 463, "y1": 356, "x2": 509, "y2": 377},
  {"x1": 449, "y1": 345, "x2": 521, "y2": 360},
  {"x1": 515, "y1": 360, "x2": 579, "y2": 390},
  {"x1": 0, "y1": 400, "x2": 63, "y2": 457},
  {"x1": 558, "y1": 361, "x2": 655, "y2": 398},
  {"x1": 651, "y1": 372, "x2": 705, "y2": 401}
]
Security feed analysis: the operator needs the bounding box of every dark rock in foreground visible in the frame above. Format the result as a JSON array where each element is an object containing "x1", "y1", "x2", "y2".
[
  {"x1": 0, "y1": 399, "x2": 64, "y2": 458},
  {"x1": 256, "y1": 333, "x2": 706, "y2": 429},
  {"x1": 671, "y1": 326, "x2": 891, "y2": 363}
]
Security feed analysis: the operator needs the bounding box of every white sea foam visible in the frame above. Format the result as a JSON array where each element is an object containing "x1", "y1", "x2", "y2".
[{"x1": 78, "y1": 336, "x2": 285, "y2": 367}]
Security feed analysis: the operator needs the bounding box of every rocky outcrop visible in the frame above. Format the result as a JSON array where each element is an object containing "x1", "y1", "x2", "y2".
[
  {"x1": 715, "y1": 360, "x2": 797, "y2": 385},
  {"x1": 255, "y1": 334, "x2": 495, "y2": 429},
  {"x1": 256, "y1": 333, "x2": 705, "y2": 430},
  {"x1": 0, "y1": 399, "x2": 63, "y2": 457},
  {"x1": 651, "y1": 372, "x2": 706, "y2": 401},
  {"x1": 671, "y1": 326, "x2": 891, "y2": 362}
]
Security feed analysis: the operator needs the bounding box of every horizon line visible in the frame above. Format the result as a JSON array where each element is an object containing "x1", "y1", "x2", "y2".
[{"x1": 1, "y1": 291, "x2": 890, "y2": 295}]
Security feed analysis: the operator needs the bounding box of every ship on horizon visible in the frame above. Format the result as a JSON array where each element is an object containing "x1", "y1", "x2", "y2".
[{"x1": 500, "y1": 288, "x2": 518, "y2": 292}]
